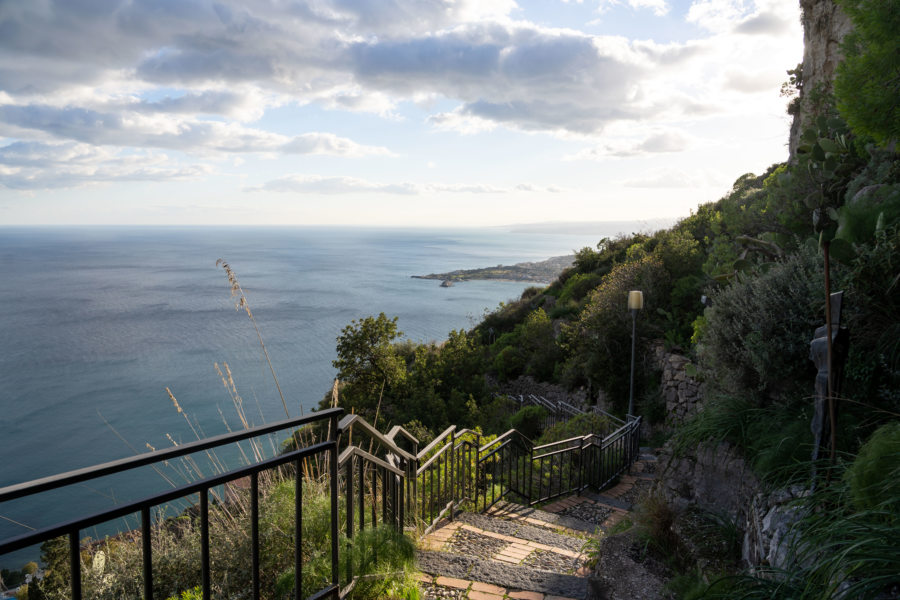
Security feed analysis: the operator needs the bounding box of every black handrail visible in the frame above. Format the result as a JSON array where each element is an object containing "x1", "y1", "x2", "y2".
[
  {"x1": 1, "y1": 409, "x2": 343, "y2": 600},
  {"x1": 0, "y1": 408, "x2": 344, "y2": 504}
]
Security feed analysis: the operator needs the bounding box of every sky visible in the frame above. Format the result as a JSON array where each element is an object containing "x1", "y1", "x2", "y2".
[{"x1": 0, "y1": 0, "x2": 803, "y2": 227}]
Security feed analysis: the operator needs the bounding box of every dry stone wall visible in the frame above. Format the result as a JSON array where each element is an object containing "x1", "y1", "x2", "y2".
[{"x1": 652, "y1": 343, "x2": 703, "y2": 428}]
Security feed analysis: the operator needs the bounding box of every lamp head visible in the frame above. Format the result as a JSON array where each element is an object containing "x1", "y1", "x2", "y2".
[{"x1": 628, "y1": 290, "x2": 644, "y2": 311}]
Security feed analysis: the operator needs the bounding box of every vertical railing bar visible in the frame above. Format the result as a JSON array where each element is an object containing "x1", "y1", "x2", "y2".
[
  {"x1": 359, "y1": 458, "x2": 365, "y2": 532},
  {"x1": 142, "y1": 506, "x2": 152, "y2": 600},
  {"x1": 295, "y1": 458, "x2": 302, "y2": 600},
  {"x1": 346, "y1": 457, "x2": 354, "y2": 584},
  {"x1": 371, "y1": 461, "x2": 377, "y2": 528},
  {"x1": 251, "y1": 472, "x2": 260, "y2": 600},
  {"x1": 330, "y1": 436, "x2": 339, "y2": 591},
  {"x1": 450, "y1": 430, "x2": 455, "y2": 519},
  {"x1": 69, "y1": 529, "x2": 82, "y2": 600},
  {"x1": 399, "y1": 464, "x2": 405, "y2": 530},
  {"x1": 201, "y1": 489, "x2": 210, "y2": 600},
  {"x1": 382, "y1": 466, "x2": 388, "y2": 525}
]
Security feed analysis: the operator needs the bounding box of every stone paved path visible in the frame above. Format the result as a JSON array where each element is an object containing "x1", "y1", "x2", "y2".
[{"x1": 415, "y1": 449, "x2": 659, "y2": 600}]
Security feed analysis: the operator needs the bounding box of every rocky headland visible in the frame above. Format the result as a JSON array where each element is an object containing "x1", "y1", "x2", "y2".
[{"x1": 413, "y1": 255, "x2": 574, "y2": 284}]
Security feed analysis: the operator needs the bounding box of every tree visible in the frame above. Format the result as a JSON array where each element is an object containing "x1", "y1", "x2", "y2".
[
  {"x1": 332, "y1": 313, "x2": 406, "y2": 419},
  {"x1": 834, "y1": 0, "x2": 900, "y2": 144}
]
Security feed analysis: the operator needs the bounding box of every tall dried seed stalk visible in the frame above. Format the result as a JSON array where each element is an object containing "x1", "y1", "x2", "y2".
[{"x1": 216, "y1": 258, "x2": 292, "y2": 419}]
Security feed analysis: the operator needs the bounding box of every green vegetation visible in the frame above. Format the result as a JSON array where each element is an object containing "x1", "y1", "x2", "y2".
[{"x1": 834, "y1": 0, "x2": 900, "y2": 145}]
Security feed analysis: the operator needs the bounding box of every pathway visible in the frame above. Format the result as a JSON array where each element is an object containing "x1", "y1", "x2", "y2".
[{"x1": 415, "y1": 449, "x2": 658, "y2": 600}]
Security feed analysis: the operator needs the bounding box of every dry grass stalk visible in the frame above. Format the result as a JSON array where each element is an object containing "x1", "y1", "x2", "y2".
[{"x1": 216, "y1": 258, "x2": 291, "y2": 419}]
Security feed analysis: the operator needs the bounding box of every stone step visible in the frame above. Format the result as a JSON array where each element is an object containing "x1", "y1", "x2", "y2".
[
  {"x1": 487, "y1": 500, "x2": 599, "y2": 535},
  {"x1": 455, "y1": 511, "x2": 584, "y2": 554},
  {"x1": 416, "y1": 549, "x2": 586, "y2": 599}
]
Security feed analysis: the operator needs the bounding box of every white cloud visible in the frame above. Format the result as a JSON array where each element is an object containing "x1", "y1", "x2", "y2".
[
  {"x1": 251, "y1": 175, "x2": 419, "y2": 195},
  {"x1": 0, "y1": 141, "x2": 211, "y2": 190},
  {"x1": 249, "y1": 175, "x2": 562, "y2": 195},
  {"x1": 0, "y1": 103, "x2": 392, "y2": 157},
  {"x1": 566, "y1": 129, "x2": 690, "y2": 159},
  {"x1": 686, "y1": 0, "x2": 749, "y2": 32},
  {"x1": 621, "y1": 167, "x2": 721, "y2": 188},
  {"x1": 597, "y1": 0, "x2": 670, "y2": 17},
  {"x1": 0, "y1": 0, "x2": 802, "y2": 194}
]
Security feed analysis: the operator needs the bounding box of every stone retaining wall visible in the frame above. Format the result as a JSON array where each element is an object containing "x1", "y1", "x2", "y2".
[{"x1": 652, "y1": 343, "x2": 703, "y2": 429}]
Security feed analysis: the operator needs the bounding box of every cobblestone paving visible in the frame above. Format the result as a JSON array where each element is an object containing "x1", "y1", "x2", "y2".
[
  {"x1": 446, "y1": 527, "x2": 509, "y2": 560},
  {"x1": 522, "y1": 548, "x2": 582, "y2": 574},
  {"x1": 556, "y1": 501, "x2": 614, "y2": 526},
  {"x1": 420, "y1": 582, "x2": 466, "y2": 599}
]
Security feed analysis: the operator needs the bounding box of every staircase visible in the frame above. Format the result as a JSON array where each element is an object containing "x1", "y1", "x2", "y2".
[{"x1": 414, "y1": 450, "x2": 659, "y2": 600}]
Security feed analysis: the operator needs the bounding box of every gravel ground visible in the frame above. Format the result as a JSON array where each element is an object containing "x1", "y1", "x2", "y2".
[
  {"x1": 420, "y1": 583, "x2": 465, "y2": 599},
  {"x1": 558, "y1": 502, "x2": 614, "y2": 527},
  {"x1": 458, "y1": 512, "x2": 585, "y2": 553},
  {"x1": 522, "y1": 549, "x2": 582, "y2": 574},
  {"x1": 445, "y1": 528, "x2": 508, "y2": 560},
  {"x1": 639, "y1": 460, "x2": 657, "y2": 475}
]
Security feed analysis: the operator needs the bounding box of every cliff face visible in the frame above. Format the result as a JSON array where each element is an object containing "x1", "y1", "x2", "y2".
[{"x1": 788, "y1": 0, "x2": 854, "y2": 156}]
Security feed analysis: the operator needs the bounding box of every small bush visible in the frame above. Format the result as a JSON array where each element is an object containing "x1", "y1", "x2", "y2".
[
  {"x1": 509, "y1": 405, "x2": 547, "y2": 440},
  {"x1": 845, "y1": 421, "x2": 900, "y2": 513},
  {"x1": 697, "y1": 246, "x2": 826, "y2": 406},
  {"x1": 535, "y1": 413, "x2": 612, "y2": 446}
]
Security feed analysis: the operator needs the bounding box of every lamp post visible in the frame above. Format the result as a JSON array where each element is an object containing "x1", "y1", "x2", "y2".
[{"x1": 627, "y1": 290, "x2": 643, "y2": 417}]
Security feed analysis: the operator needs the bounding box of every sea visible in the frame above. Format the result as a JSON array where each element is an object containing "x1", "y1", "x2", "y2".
[{"x1": 0, "y1": 224, "x2": 651, "y2": 570}]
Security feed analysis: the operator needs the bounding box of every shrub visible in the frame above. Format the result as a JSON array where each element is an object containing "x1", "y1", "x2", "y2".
[
  {"x1": 557, "y1": 272, "x2": 602, "y2": 304},
  {"x1": 509, "y1": 405, "x2": 548, "y2": 440},
  {"x1": 696, "y1": 246, "x2": 827, "y2": 406},
  {"x1": 536, "y1": 413, "x2": 612, "y2": 446},
  {"x1": 845, "y1": 421, "x2": 900, "y2": 513}
]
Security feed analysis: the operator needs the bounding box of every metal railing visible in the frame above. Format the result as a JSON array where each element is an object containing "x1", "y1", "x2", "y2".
[
  {"x1": 516, "y1": 393, "x2": 624, "y2": 435},
  {"x1": 1, "y1": 407, "x2": 641, "y2": 600},
  {"x1": 473, "y1": 415, "x2": 642, "y2": 510},
  {"x1": 0, "y1": 408, "x2": 343, "y2": 600}
]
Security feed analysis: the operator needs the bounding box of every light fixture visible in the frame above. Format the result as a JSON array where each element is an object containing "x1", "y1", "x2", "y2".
[{"x1": 627, "y1": 290, "x2": 643, "y2": 417}]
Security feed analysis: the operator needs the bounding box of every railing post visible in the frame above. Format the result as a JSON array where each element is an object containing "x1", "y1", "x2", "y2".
[
  {"x1": 142, "y1": 506, "x2": 152, "y2": 600},
  {"x1": 345, "y1": 456, "x2": 354, "y2": 584},
  {"x1": 295, "y1": 458, "x2": 303, "y2": 600},
  {"x1": 449, "y1": 429, "x2": 455, "y2": 521},
  {"x1": 330, "y1": 413, "x2": 340, "y2": 593},
  {"x1": 69, "y1": 529, "x2": 81, "y2": 600},
  {"x1": 201, "y1": 489, "x2": 210, "y2": 600},
  {"x1": 251, "y1": 472, "x2": 260, "y2": 600}
]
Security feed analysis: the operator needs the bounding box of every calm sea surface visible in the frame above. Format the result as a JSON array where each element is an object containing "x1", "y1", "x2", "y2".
[{"x1": 0, "y1": 225, "x2": 627, "y2": 568}]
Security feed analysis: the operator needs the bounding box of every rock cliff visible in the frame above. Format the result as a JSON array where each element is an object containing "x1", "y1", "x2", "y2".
[{"x1": 789, "y1": 0, "x2": 854, "y2": 156}]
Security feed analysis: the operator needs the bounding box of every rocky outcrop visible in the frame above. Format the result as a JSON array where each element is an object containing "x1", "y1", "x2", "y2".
[
  {"x1": 743, "y1": 486, "x2": 808, "y2": 569},
  {"x1": 656, "y1": 441, "x2": 761, "y2": 525},
  {"x1": 789, "y1": 0, "x2": 854, "y2": 156}
]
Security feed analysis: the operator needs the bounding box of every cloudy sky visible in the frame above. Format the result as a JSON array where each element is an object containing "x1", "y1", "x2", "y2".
[{"x1": 0, "y1": 0, "x2": 802, "y2": 226}]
